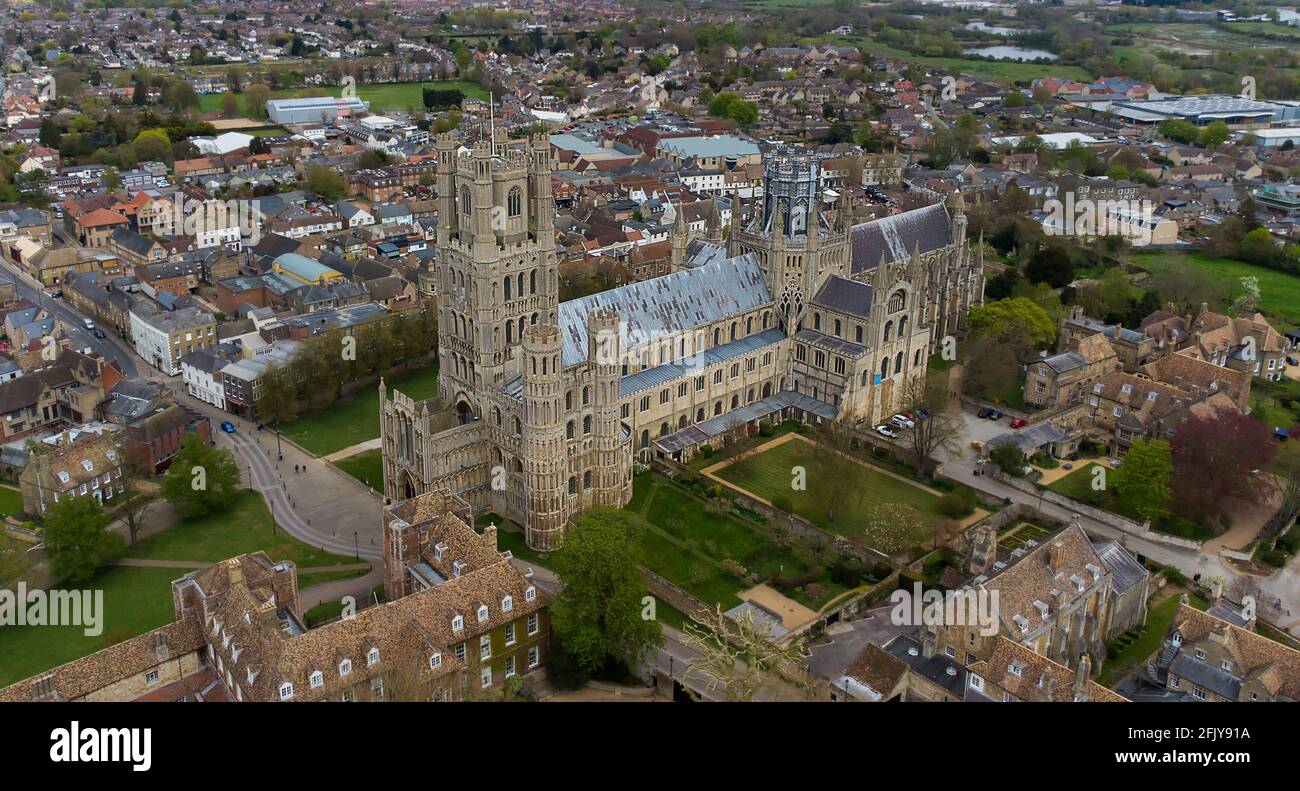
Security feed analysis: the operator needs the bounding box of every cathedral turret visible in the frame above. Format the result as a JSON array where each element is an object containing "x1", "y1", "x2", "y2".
[
  {"x1": 670, "y1": 203, "x2": 687, "y2": 270},
  {"x1": 521, "y1": 324, "x2": 566, "y2": 551},
  {"x1": 705, "y1": 201, "x2": 722, "y2": 244},
  {"x1": 586, "y1": 308, "x2": 629, "y2": 506}
]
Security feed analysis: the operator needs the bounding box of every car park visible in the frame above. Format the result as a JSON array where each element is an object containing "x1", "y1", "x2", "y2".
[
  {"x1": 875, "y1": 424, "x2": 898, "y2": 438},
  {"x1": 889, "y1": 414, "x2": 914, "y2": 429}
]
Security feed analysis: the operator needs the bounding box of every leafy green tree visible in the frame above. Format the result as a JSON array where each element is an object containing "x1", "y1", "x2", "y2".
[
  {"x1": 968, "y1": 297, "x2": 1056, "y2": 353},
  {"x1": 1024, "y1": 245, "x2": 1075, "y2": 289},
  {"x1": 1111, "y1": 438, "x2": 1172, "y2": 525},
  {"x1": 306, "y1": 164, "x2": 346, "y2": 199},
  {"x1": 1198, "y1": 121, "x2": 1230, "y2": 149},
  {"x1": 43, "y1": 496, "x2": 124, "y2": 583},
  {"x1": 549, "y1": 509, "x2": 663, "y2": 674},
  {"x1": 1003, "y1": 90, "x2": 1028, "y2": 108},
  {"x1": 160, "y1": 435, "x2": 241, "y2": 519},
  {"x1": 707, "y1": 92, "x2": 758, "y2": 126}
]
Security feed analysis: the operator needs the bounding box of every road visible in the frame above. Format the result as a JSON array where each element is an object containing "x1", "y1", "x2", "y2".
[
  {"x1": 0, "y1": 246, "x2": 139, "y2": 377},
  {"x1": 928, "y1": 409, "x2": 1300, "y2": 638}
]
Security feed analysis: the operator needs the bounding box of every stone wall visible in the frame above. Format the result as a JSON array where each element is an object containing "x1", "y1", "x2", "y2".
[{"x1": 990, "y1": 469, "x2": 1201, "y2": 550}]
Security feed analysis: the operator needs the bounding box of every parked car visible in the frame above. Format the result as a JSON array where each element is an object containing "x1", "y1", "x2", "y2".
[
  {"x1": 889, "y1": 414, "x2": 914, "y2": 430},
  {"x1": 977, "y1": 407, "x2": 1003, "y2": 420},
  {"x1": 913, "y1": 408, "x2": 930, "y2": 421},
  {"x1": 92, "y1": 328, "x2": 105, "y2": 340},
  {"x1": 1009, "y1": 418, "x2": 1027, "y2": 429},
  {"x1": 83, "y1": 318, "x2": 95, "y2": 330},
  {"x1": 875, "y1": 424, "x2": 898, "y2": 438},
  {"x1": 220, "y1": 421, "x2": 237, "y2": 434}
]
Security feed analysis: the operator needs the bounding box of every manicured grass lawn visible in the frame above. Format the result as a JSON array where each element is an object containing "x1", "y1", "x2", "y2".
[
  {"x1": 1046, "y1": 463, "x2": 1104, "y2": 503},
  {"x1": 0, "y1": 485, "x2": 23, "y2": 517},
  {"x1": 998, "y1": 522, "x2": 1053, "y2": 551},
  {"x1": 199, "y1": 80, "x2": 490, "y2": 114},
  {"x1": 1250, "y1": 377, "x2": 1300, "y2": 433},
  {"x1": 1127, "y1": 250, "x2": 1300, "y2": 329},
  {"x1": 281, "y1": 365, "x2": 439, "y2": 457},
  {"x1": 333, "y1": 448, "x2": 383, "y2": 490},
  {"x1": 628, "y1": 473, "x2": 848, "y2": 610},
  {"x1": 127, "y1": 490, "x2": 356, "y2": 569},
  {"x1": 1100, "y1": 594, "x2": 1209, "y2": 687},
  {"x1": 0, "y1": 566, "x2": 181, "y2": 687},
  {"x1": 713, "y1": 438, "x2": 943, "y2": 548}
]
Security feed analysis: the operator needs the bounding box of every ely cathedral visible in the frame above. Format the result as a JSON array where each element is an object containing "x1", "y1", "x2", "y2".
[{"x1": 381, "y1": 135, "x2": 985, "y2": 550}]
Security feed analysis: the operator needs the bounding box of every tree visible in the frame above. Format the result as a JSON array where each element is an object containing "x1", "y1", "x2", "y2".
[
  {"x1": 968, "y1": 297, "x2": 1056, "y2": 353},
  {"x1": 257, "y1": 364, "x2": 299, "y2": 425},
  {"x1": 306, "y1": 164, "x2": 346, "y2": 199},
  {"x1": 1170, "y1": 409, "x2": 1274, "y2": 527},
  {"x1": 1110, "y1": 438, "x2": 1173, "y2": 525},
  {"x1": 118, "y1": 457, "x2": 159, "y2": 548},
  {"x1": 243, "y1": 83, "x2": 271, "y2": 118},
  {"x1": 0, "y1": 533, "x2": 34, "y2": 587},
  {"x1": 707, "y1": 92, "x2": 758, "y2": 126},
  {"x1": 218, "y1": 92, "x2": 240, "y2": 118},
  {"x1": 899, "y1": 375, "x2": 965, "y2": 476},
  {"x1": 549, "y1": 509, "x2": 662, "y2": 674},
  {"x1": 1025, "y1": 245, "x2": 1075, "y2": 289},
  {"x1": 679, "y1": 605, "x2": 808, "y2": 701},
  {"x1": 1198, "y1": 120, "x2": 1230, "y2": 149},
  {"x1": 1003, "y1": 90, "x2": 1028, "y2": 108},
  {"x1": 43, "y1": 495, "x2": 123, "y2": 583},
  {"x1": 960, "y1": 335, "x2": 1020, "y2": 401},
  {"x1": 1230, "y1": 275, "x2": 1261, "y2": 315},
  {"x1": 989, "y1": 442, "x2": 1025, "y2": 476},
  {"x1": 160, "y1": 435, "x2": 241, "y2": 519}
]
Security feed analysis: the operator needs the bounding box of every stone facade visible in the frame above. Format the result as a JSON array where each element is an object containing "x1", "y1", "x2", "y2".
[{"x1": 383, "y1": 140, "x2": 985, "y2": 550}]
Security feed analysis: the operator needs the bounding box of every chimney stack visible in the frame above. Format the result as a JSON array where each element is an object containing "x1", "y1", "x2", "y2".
[
  {"x1": 483, "y1": 523, "x2": 497, "y2": 552},
  {"x1": 1048, "y1": 541, "x2": 1066, "y2": 576}
]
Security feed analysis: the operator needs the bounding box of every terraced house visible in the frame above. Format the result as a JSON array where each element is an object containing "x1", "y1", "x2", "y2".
[{"x1": 0, "y1": 489, "x2": 547, "y2": 702}]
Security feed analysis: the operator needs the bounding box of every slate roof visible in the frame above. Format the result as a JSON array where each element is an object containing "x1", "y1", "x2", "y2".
[
  {"x1": 557, "y1": 253, "x2": 772, "y2": 367},
  {"x1": 811, "y1": 274, "x2": 873, "y2": 319},
  {"x1": 620, "y1": 328, "x2": 784, "y2": 398},
  {"x1": 1092, "y1": 540, "x2": 1149, "y2": 595},
  {"x1": 850, "y1": 202, "x2": 953, "y2": 274}
]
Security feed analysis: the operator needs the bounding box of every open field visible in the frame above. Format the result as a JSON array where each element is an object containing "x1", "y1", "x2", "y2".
[
  {"x1": 280, "y1": 365, "x2": 439, "y2": 457},
  {"x1": 0, "y1": 566, "x2": 181, "y2": 687},
  {"x1": 711, "y1": 435, "x2": 944, "y2": 550},
  {"x1": 333, "y1": 448, "x2": 384, "y2": 491},
  {"x1": 199, "y1": 80, "x2": 489, "y2": 115},
  {"x1": 1127, "y1": 250, "x2": 1300, "y2": 330},
  {"x1": 842, "y1": 36, "x2": 1092, "y2": 82},
  {"x1": 0, "y1": 485, "x2": 23, "y2": 517}
]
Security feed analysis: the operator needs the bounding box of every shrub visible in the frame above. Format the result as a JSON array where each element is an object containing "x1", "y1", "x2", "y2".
[
  {"x1": 872, "y1": 562, "x2": 893, "y2": 580},
  {"x1": 1259, "y1": 549, "x2": 1289, "y2": 568},
  {"x1": 1162, "y1": 564, "x2": 1188, "y2": 586},
  {"x1": 698, "y1": 444, "x2": 713, "y2": 458},
  {"x1": 937, "y1": 489, "x2": 976, "y2": 519},
  {"x1": 758, "y1": 424, "x2": 774, "y2": 437}
]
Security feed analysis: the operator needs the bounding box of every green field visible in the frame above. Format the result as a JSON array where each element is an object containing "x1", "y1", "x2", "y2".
[
  {"x1": 0, "y1": 566, "x2": 181, "y2": 687},
  {"x1": 281, "y1": 366, "x2": 439, "y2": 457},
  {"x1": 128, "y1": 489, "x2": 356, "y2": 569},
  {"x1": 1047, "y1": 463, "x2": 1106, "y2": 502},
  {"x1": 843, "y1": 36, "x2": 1092, "y2": 82},
  {"x1": 0, "y1": 485, "x2": 23, "y2": 517},
  {"x1": 713, "y1": 438, "x2": 944, "y2": 550},
  {"x1": 200, "y1": 80, "x2": 490, "y2": 115},
  {"x1": 333, "y1": 448, "x2": 383, "y2": 491},
  {"x1": 1127, "y1": 250, "x2": 1300, "y2": 329}
]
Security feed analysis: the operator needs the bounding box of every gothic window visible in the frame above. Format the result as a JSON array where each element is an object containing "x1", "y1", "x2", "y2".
[
  {"x1": 762, "y1": 383, "x2": 772, "y2": 397},
  {"x1": 503, "y1": 277, "x2": 511, "y2": 301},
  {"x1": 678, "y1": 415, "x2": 687, "y2": 428},
  {"x1": 507, "y1": 186, "x2": 522, "y2": 217},
  {"x1": 862, "y1": 371, "x2": 869, "y2": 386},
  {"x1": 460, "y1": 186, "x2": 471, "y2": 218},
  {"x1": 730, "y1": 395, "x2": 739, "y2": 409},
  {"x1": 813, "y1": 313, "x2": 821, "y2": 331},
  {"x1": 583, "y1": 416, "x2": 591, "y2": 434},
  {"x1": 513, "y1": 417, "x2": 521, "y2": 435},
  {"x1": 888, "y1": 289, "x2": 906, "y2": 313},
  {"x1": 895, "y1": 351, "x2": 905, "y2": 374},
  {"x1": 730, "y1": 322, "x2": 738, "y2": 341},
  {"x1": 746, "y1": 317, "x2": 753, "y2": 335},
  {"x1": 914, "y1": 349, "x2": 922, "y2": 367},
  {"x1": 697, "y1": 408, "x2": 705, "y2": 421},
  {"x1": 899, "y1": 315, "x2": 908, "y2": 336},
  {"x1": 814, "y1": 351, "x2": 825, "y2": 368},
  {"x1": 834, "y1": 319, "x2": 842, "y2": 337},
  {"x1": 855, "y1": 325, "x2": 863, "y2": 344},
  {"x1": 714, "y1": 402, "x2": 722, "y2": 416},
  {"x1": 566, "y1": 421, "x2": 574, "y2": 439},
  {"x1": 583, "y1": 471, "x2": 592, "y2": 489},
  {"x1": 568, "y1": 477, "x2": 577, "y2": 495},
  {"x1": 530, "y1": 270, "x2": 537, "y2": 294},
  {"x1": 640, "y1": 430, "x2": 649, "y2": 449},
  {"x1": 796, "y1": 344, "x2": 806, "y2": 362},
  {"x1": 883, "y1": 321, "x2": 893, "y2": 343},
  {"x1": 659, "y1": 422, "x2": 669, "y2": 437},
  {"x1": 582, "y1": 386, "x2": 590, "y2": 405},
  {"x1": 505, "y1": 322, "x2": 513, "y2": 344},
  {"x1": 834, "y1": 358, "x2": 846, "y2": 375},
  {"x1": 565, "y1": 391, "x2": 573, "y2": 410},
  {"x1": 879, "y1": 357, "x2": 889, "y2": 380},
  {"x1": 714, "y1": 328, "x2": 721, "y2": 346},
  {"x1": 762, "y1": 311, "x2": 770, "y2": 329}
]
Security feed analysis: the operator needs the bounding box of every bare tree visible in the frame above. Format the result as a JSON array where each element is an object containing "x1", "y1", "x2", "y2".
[
  {"x1": 679, "y1": 605, "x2": 809, "y2": 702},
  {"x1": 807, "y1": 420, "x2": 855, "y2": 523},
  {"x1": 118, "y1": 457, "x2": 159, "y2": 548},
  {"x1": 899, "y1": 375, "x2": 966, "y2": 478}
]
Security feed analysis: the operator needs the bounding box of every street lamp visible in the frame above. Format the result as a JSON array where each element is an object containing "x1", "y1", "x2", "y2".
[
  {"x1": 354, "y1": 531, "x2": 359, "y2": 561},
  {"x1": 275, "y1": 417, "x2": 283, "y2": 461},
  {"x1": 269, "y1": 497, "x2": 277, "y2": 535}
]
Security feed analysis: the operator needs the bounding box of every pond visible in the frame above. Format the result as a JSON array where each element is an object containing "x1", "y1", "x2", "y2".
[{"x1": 963, "y1": 45, "x2": 1058, "y2": 61}]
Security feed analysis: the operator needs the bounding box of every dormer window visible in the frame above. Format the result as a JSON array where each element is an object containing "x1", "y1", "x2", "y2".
[
  {"x1": 452, "y1": 615, "x2": 464, "y2": 632},
  {"x1": 1120, "y1": 383, "x2": 1132, "y2": 394},
  {"x1": 525, "y1": 585, "x2": 536, "y2": 603},
  {"x1": 477, "y1": 604, "x2": 489, "y2": 623},
  {"x1": 434, "y1": 542, "x2": 447, "y2": 561},
  {"x1": 1171, "y1": 632, "x2": 1182, "y2": 647},
  {"x1": 339, "y1": 659, "x2": 352, "y2": 677},
  {"x1": 82, "y1": 459, "x2": 94, "y2": 472},
  {"x1": 1146, "y1": 390, "x2": 1158, "y2": 401},
  {"x1": 310, "y1": 671, "x2": 323, "y2": 689},
  {"x1": 1008, "y1": 661, "x2": 1024, "y2": 677},
  {"x1": 279, "y1": 682, "x2": 294, "y2": 700},
  {"x1": 1092, "y1": 382, "x2": 1104, "y2": 394},
  {"x1": 502, "y1": 595, "x2": 513, "y2": 613},
  {"x1": 429, "y1": 652, "x2": 442, "y2": 669},
  {"x1": 367, "y1": 648, "x2": 379, "y2": 666}
]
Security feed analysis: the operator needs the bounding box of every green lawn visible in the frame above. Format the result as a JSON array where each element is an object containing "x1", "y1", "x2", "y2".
[
  {"x1": 128, "y1": 489, "x2": 356, "y2": 569},
  {"x1": 1047, "y1": 463, "x2": 1105, "y2": 503},
  {"x1": 1249, "y1": 376, "x2": 1300, "y2": 432},
  {"x1": 1127, "y1": 250, "x2": 1300, "y2": 329},
  {"x1": 713, "y1": 438, "x2": 944, "y2": 548},
  {"x1": 281, "y1": 365, "x2": 439, "y2": 457},
  {"x1": 333, "y1": 448, "x2": 384, "y2": 490},
  {"x1": 475, "y1": 513, "x2": 546, "y2": 566},
  {"x1": 844, "y1": 36, "x2": 1092, "y2": 81},
  {"x1": 0, "y1": 566, "x2": 181, "y2": 687},
  {"x1": 1100, "y1": 594, "x2": 1209, "y2": 687},
  {"x1": 199, "y1": 80, "x2": 490, "y2": 114},
  {"x1": 0, "y1": 485, "x2": 23, "y2": 517},
  {"x1": 628, "y1": 473, "x2": 849, "y2": 610}
]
